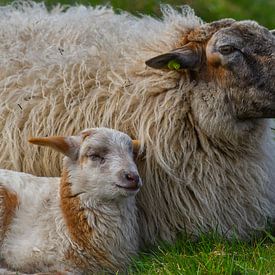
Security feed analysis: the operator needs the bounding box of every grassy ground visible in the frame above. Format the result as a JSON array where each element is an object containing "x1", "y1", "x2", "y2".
[
  {"x1": 130, "y1": 232, "x2": 275, "y2": 274},
  {"x1": 0, "y1": 0, "x2": 274, "y2": 274}
]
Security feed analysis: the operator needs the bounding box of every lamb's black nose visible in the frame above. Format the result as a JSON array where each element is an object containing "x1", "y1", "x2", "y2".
[
  {"x1": 125, "y1": 172, "x2": 140, "y2": 185},
  {"x1": 116, "y1": 170, "x2": 141, "y2": 190},
  {"x1": 122, "y1": 171, "x2": 141, "y2": 190}
]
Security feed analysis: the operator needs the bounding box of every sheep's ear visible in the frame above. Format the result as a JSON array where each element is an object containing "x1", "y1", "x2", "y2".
[
  {"x1": 270, "y1": 29, "x2": 275, "y2": 36},
  {"x1": 132, "y1": 140, "x2": 141, "y2": 154},
  {"x1": 145, "y1": 43, "x2": 201, "y2": 70},
  {"x1": 28, "y1": 136, "x2": 80, "y2": 160}
]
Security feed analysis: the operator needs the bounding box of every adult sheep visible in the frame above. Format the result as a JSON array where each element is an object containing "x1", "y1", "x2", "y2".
[{"x1": 0, "y1": 1, "x2": 274, "y2": 245}]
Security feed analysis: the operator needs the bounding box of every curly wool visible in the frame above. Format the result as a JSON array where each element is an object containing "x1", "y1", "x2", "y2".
[{"x1": 0, "y1": 1, "x2": 274, "y2": 244}]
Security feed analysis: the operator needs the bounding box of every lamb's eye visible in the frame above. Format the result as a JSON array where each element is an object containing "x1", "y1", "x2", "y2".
[
  {"x1": 89, "y1": 154, "x2": 105, "y2": 164},
  {"x1": 219, "y1": 45, "x2": 235, "y2": 55}
]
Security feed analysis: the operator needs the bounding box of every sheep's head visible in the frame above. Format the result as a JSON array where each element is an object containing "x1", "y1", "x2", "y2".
[
  {"x1": 146, "y1": 19, "x2": 275, "y2": 127},
  {"x1": 29, "y1": 128, "x2": 142, "y2": 201}
]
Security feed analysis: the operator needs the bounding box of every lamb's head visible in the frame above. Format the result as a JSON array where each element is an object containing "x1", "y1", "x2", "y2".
[
  {"x1": 146, "y1": 19, "x2": 275, "y2": 139},
  {"x1": 29, "y1": 128, "x2": 142, "y2": 201}
]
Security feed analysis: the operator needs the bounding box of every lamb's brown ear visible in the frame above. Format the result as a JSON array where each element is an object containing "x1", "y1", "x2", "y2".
[
  {"x1": 145, "y1": 43, "x2": 201, "y2": 70},
  {"x1": 132, "y1": 140, "x2": 141, "y2": 154},
  {"x1": 28, "y1": 136, "x2": 80, "y2": 160},
  {"x1": 81, "y1": 129, "x2": 93, "y2": 141}
]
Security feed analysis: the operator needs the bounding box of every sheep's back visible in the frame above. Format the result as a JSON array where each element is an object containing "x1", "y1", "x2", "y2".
[{"x1": 0, "y1": 2, "x2": 201, "y2": 176}]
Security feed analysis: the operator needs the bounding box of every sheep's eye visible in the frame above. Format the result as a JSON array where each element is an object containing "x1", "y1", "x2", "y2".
[
  {"x1": 89, "y1": 154, "x2": 105, "y2": 164},
  {"x1": 219, "y1": 45, "x2": 236, "y2": 55}
]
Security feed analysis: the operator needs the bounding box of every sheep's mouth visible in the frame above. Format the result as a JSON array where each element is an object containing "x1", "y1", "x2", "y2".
[{"x1": 236, "y1": 96, "x2": 275, "y2": 119}]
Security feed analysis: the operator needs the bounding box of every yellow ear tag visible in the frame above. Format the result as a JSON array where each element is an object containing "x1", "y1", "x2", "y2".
[{"x1": 168, "y1": 60, "x2": 181, "y2": 70}]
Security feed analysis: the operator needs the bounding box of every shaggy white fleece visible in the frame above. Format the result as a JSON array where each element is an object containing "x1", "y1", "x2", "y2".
[{"x1": 0, "y1": 1, "x2": 274, "y2": 245}]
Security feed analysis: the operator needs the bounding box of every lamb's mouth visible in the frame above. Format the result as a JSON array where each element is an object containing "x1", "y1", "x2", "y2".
[{"x1": 116, "y1": 183, "x2": 140, "y2": 191}]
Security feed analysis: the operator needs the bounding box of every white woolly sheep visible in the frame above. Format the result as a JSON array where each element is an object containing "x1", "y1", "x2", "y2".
[
  {"x1": 0, "y1": 127, "x2": 141, "y2": 274},
  {"x1": 0, "y1": 2, "x2": 274, "y2": 245}
]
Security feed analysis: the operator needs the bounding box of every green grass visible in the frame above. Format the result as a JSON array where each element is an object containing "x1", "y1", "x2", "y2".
[
  {"x1": 0, "y1": 0, "x2": 274, "y2": 28},
  {"x1": 0, "y1": 0, "x2": 274, "y2": 274},
  {"x1": 129, "y1": 232, "x2": 275, "y2": 274}
]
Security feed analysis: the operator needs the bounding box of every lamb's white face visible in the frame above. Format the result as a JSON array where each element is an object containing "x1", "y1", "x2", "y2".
[
  {"x1": 29, "y1": 128, "x2": 142, "y2": 202},
  {"x1": 69, "y1": 128, "x2": 142, "y2": 201}
]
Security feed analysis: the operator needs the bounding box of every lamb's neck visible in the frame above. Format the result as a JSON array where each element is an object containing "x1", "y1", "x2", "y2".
[{"x1": 59, "y1": 170, "x2": 138, "y2": 271}]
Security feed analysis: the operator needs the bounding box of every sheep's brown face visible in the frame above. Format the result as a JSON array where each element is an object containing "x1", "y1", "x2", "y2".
[
  {"x1": 146, "y1": 19, "x2": 275, "y2": 120},
  {"x1": 205, "y1": 21, "x2": 275, "y2": 119}
]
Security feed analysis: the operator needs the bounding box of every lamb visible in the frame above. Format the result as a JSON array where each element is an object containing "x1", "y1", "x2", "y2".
[
  {"x1": 0, "y1": 1, "x2": 274, "y2": 245},
  {"x1": 0, "y1": 127, "x2": 141, "y2": 274}
]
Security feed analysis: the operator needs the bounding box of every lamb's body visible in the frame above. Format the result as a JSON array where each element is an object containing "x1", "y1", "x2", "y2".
[
  {"x1": 0, "y1": 2, "x2": 274, "y2": 245},
  {"x1": 0, "y1": 171, "x2": 64, "y2": 272},
  {"x1": 0, "y1": 128, "x2": 141, "y2": 273}
]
